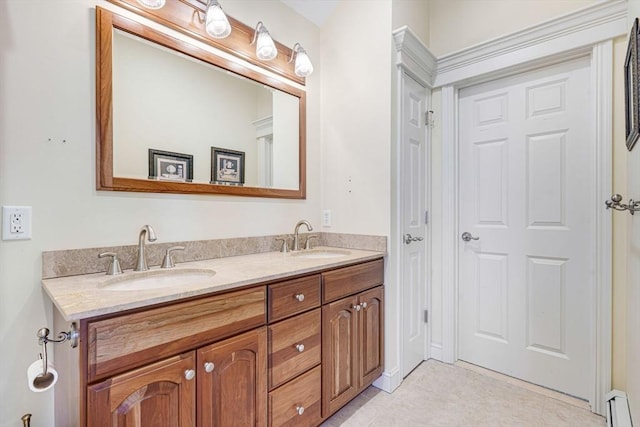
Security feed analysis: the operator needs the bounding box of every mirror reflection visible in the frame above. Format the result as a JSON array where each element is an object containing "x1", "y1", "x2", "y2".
[{"x1": 111, "y1": 30, "x2": 300, "y2": 190}]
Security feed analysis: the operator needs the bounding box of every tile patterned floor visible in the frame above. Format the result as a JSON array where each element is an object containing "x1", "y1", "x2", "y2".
[{"x1": 321, "y1": 360, "x2": 605, "y2": 427}]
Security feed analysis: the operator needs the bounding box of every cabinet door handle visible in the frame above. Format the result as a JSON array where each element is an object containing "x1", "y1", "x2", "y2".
[
  {"x1": 295, "y1": 344, "x2": 305, "y2": 353},
  {"x1": 296, "y1": 406, "x2": 305, "y2": 416},
  {"x1": 204, "y1": 362, "x2": 215, "y2": 373},
  {"x1": 352, "y1": 304, "x2": 361, "y2": 312},
  {"x1": 361, "y1": 302, "x2": 368, "y2": 309},
  {"x1": 295, "y1": 293, "x2": 305, "y2": 302},
  {"x1": 184, "y1": 369, "x2": 196, "y2": 381}
]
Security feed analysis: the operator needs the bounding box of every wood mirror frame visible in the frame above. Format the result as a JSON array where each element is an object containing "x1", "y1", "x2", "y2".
[{"x1": 96, "y1": 6, "x2": 307, "y2": 199}]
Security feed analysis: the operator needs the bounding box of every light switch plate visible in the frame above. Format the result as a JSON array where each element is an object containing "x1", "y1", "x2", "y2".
[
  {"x1": 322, "y1": 209, "x2": 332, "y2": 227},
  {"x1": 2, "y1": 206, "x2": 32, "y2": 240}
]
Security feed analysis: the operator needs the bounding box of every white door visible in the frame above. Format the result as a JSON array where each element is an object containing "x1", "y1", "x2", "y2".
[
  {"x1": 458, "y1": 57, "x2": 594, "y2": 399},
  {"x1": 401, "y1": 74, "x2": 428, "y2": 377}
]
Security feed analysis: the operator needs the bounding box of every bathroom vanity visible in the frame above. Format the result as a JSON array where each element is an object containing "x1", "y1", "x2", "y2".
[{"x1": 43, "y1": 248, "x2": 384, "y2": 426}]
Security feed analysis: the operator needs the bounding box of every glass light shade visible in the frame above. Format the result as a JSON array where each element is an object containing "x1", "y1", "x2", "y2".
[
  {"x1": 256, "y1": 28, "x2": 277, "y2": 61},
  {"x1": 136, "y1": 0, "x2": 165, "y2": 9},
  {"x1": 205, "y1": 1, "x2": 231, "y2": 39},
  {"x1": 294, "y1": 49, "x2": 313, "y2": 77}
]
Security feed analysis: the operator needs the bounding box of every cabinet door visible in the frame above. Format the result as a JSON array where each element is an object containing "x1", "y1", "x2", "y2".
[
  {"x1": 322, "y1": 296, "x2": 358, "y2": 417},
  {"x1": 87, "y1": 352, "x2": 196, "y2": 427},
  {"x1": 358, "y1": 286, "x2": 384, "y2": 388},
  {"x1": 197, "y1": 327, "x2": 267, "y2": 427}
]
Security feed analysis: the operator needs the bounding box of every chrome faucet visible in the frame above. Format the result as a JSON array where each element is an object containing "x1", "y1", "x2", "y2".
[
  {"x1": 292, "y1": 220, "x2": 313, "y2": 251},
  {"x1": 134, "y1": 225, "x2": 157, "y2": 271}
]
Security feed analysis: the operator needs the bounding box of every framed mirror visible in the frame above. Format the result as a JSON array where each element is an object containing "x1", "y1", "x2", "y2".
[{"x1": 96, "y1": 7, "x2": 306, "y2": 198}]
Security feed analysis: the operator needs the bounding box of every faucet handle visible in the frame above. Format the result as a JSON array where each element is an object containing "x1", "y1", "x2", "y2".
[
  {"x1": 98, "y1": 252, "x2": 123, "y2": 276},
  {"x1": 161, "y1": 246, "x2": 185, "y2": 269},
  {"x1": 276, "y1": 238, "x2": 290, "y2": 253},
  {"x1": 304, "y1": 235, "x2": 317, "y2": 250}
]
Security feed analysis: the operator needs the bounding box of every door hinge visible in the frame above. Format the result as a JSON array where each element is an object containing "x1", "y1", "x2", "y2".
[
  {"x1": 424, "y1": 310, "x2": 429, "y2": 323},
  {"x1": 425, "y1": 110, "x2": 435, "y2": 128},
  {"x1": 425, "y1": 210, "x2": 429, "y2": 225}
]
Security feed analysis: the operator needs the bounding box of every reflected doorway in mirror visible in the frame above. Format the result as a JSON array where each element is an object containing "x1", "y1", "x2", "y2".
[
  {"x1": 211, "y1": 147, "x2": 245, "y2": 185},
  {"x1": 148, "y1": 149, "x2": 194, "y2": 182}
]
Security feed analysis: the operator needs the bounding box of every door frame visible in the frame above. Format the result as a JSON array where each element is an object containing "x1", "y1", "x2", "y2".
[{"x1": 438, "y1": 2, "x2": 626, "y2": 414}]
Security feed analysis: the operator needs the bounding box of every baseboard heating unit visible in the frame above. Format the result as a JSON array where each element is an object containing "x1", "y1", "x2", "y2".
[{"x1": 606, "y1": 390, "x2": 633, "y2": 427}]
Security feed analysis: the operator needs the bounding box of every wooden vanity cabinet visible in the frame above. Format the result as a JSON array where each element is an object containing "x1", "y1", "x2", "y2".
[{"x1": 67, "y1": 258, "x2": 384, "y2": 427}]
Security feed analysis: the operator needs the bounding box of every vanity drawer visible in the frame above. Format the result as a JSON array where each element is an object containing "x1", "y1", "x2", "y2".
[
  {"x1": 268, "y1": 308, "x2": 321, "y2": 389},
  {"x1": 269, "y1": 365, "x2": 322, "y2": 427},
  {"x1": 87, "y1": 286, "x2": 265, "y2": 382},
  {"x1": 268, "y1": 275, "x2": 321, "y2": 322},
  {"x1": 322, "y1": 259, "x2": 384, "y2": 303}
]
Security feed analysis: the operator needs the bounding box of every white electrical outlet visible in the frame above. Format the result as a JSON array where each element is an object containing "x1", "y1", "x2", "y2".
[
  {"x1": 2, "y1": 206, "x2": 32, "y2": 240},
  {"x1": 322, "y1": 210, "x2": 332, "y2": 227}
]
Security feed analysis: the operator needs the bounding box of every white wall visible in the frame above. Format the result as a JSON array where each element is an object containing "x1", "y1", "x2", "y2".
[
  {"x1": 320, "y1": 0, "x2": 395, "y2": 386},
  {"x1": 0, "y1": 0, "x2": 320, "y2": 424},
  {"x1": 428, "y1": 0, "x2": 596, "y2": 56}
]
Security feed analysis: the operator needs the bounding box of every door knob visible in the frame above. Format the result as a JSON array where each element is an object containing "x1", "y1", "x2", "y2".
[
  {"x1": 461, "y1": 232, "x2": 479, "y2": 242},
  {"x1": 404, "y1": 234, "x2": 424, "y2": 244},
  {"x1": 184, "y1": 369, "x2": 196, "y2": 381},
  {"x1": 204, "y1": 362, "x2": 215, "y2": 373}
]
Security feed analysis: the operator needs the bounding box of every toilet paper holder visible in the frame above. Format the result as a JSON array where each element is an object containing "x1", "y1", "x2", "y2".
[{"x1": 36, "y1": 323, "x2": 78, "y2": 376}]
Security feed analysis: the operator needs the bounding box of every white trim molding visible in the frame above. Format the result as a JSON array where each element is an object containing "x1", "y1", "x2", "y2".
[
  {"x1": 373, "y1": 366, "x2": 403, "y2": 394},
  {"x1": 434, "y1": 0, "x2": 627, "y2": 87},
  {"x1": 393, "y1": 26, "x2": 437, "y2": 88},
  {"x1": 592, "y1": 40, "x2": 614, "y2": 417},
  {"x1": 438, "y1": 0, "x2": 622, "y2": 415}
]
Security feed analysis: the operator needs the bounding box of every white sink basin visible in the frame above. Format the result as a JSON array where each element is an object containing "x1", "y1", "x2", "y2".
[
  {"x1": 290, "y1": 249, "x2": 351, "y2": 259},
  {"x1": 101, "y1": 268, "x2": 216, "y2": 291}
]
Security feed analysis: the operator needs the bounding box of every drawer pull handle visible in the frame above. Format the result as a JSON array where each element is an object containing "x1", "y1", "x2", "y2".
[
  {"x1": 184, "y1": 369, "x2": 196, "y2": 381},
  {"x1": 296, "y1": 406, "x2": 305, "y2": 416},
  {"x1": 295, "y1": 294, "x2": 305, "y2": 302},
  {"x1": 361, "y1": 302, "x2": 368, "y2": 309},
  {"x1": 204, "y1": 362, "x2": 215, "y2": 373},
  {"x1": 295, "y1": 344, "x2": 305, "y2": 353},
  {"x1": 352, "y1": 304, "x2": 361, "y2": 312}
]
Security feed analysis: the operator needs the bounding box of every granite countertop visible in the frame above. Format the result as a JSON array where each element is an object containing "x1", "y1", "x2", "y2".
[{"x1": 42, "y1": 247, "x2": 384, "y2": 321}]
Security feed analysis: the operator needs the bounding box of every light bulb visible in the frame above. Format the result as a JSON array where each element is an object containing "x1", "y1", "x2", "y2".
[
  {"x1": 205, "y1": 0, "x2": 231, "y2": 39},
  {"x1": 255, "y1": 24, "x2": 277, "y2": 61},
  {"x1": 135, "y1": 0, "x2": 166, "y2": 9},
  {"x1": 294, "y1": 49, "x2": 313, "y2": 77}
]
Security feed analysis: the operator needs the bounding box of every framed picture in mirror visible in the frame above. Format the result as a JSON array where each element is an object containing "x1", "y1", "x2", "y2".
[
  {"x1": 625, "y1": 17, "x2": 640, "y2": 151},
  {"x1": 211, "y1": 147, "x2": 245, "y2": 185},
  {"x1": 148, "y1": 149, "x2": 193, "y2": 182}
]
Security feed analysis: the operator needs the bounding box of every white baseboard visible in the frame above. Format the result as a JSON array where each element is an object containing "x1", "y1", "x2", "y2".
[
  {"x1": 372, "y1": 367, "x2": 402, "y2": 393},
  {"x1": 430, "y1": 343, "x2": 444, "y2": 361},
  {"x1": 606, "y1": 390, "x2": 633, "y2": 427}
]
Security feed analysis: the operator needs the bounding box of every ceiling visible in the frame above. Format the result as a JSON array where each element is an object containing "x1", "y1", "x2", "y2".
[{"x1": 280, "y1": 0, "x2": 341, "y2": 27}]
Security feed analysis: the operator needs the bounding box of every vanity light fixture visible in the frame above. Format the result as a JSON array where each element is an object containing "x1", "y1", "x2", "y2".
[
  {"x1": 204, "y1": 0, "x2": 231, "y2": 39},
  {"x1": 289, "y1": 43, "x2": 314, "y2": 77},
  {"x1": 252, "y1": 21, "x2": 278, "y2": 61},
  {"x1": 135, "y1": 0, "x2": 166, "y2": 9}
]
